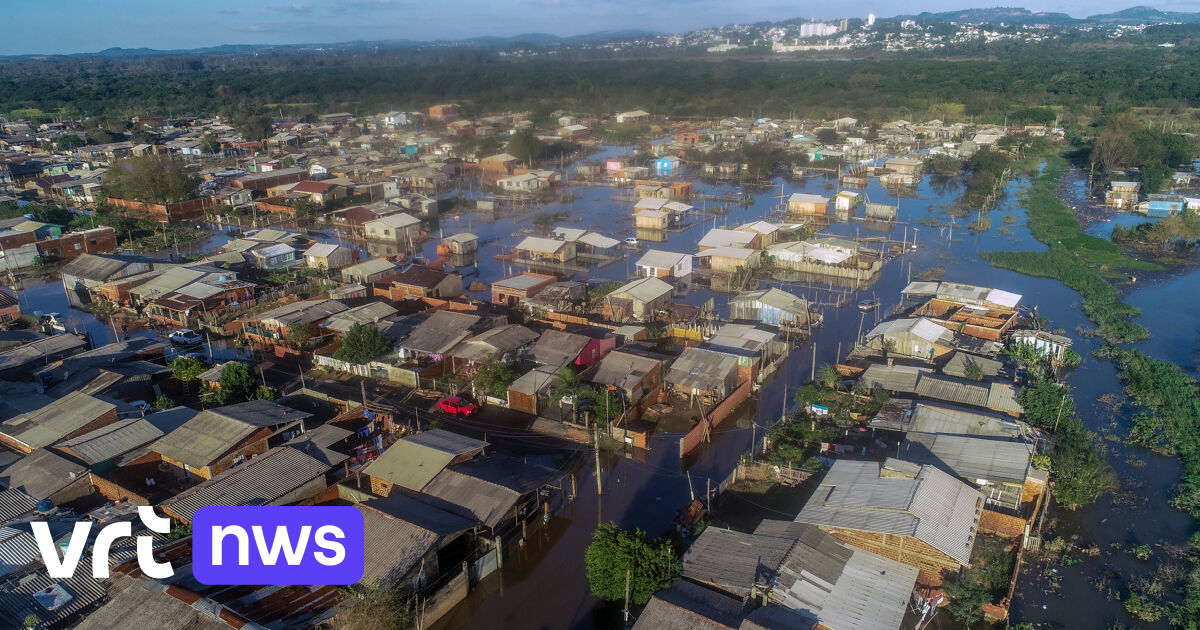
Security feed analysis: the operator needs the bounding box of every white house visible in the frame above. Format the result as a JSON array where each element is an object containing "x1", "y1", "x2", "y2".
[{"x1": 636, "y1": 250, "x2": 693, "y2": 279}]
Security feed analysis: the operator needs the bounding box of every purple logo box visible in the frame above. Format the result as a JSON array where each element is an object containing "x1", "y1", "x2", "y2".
[{"x1": 192, "y1": 506, "x2": 364, "y2": 585}]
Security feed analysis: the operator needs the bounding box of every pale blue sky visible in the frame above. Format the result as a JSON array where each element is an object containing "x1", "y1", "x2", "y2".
[{"x1": 6, "y1": 0, "x2": 1200, "y2": 55}]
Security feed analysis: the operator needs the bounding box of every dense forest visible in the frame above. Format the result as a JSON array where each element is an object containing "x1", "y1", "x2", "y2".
[{"x1": 4, "y1": 41, "x2": 1200, "y2": 124}]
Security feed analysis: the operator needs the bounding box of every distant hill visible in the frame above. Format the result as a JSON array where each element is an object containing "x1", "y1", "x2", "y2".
[
  {"x1": 1087, "y1": 6, "x2": 1200, "y2": 24},
  {"x1": 896, "y1": 7, "x2": 1081, "y2": 25}
]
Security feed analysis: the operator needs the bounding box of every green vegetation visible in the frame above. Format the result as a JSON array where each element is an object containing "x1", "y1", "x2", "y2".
[
  {"x1": 1113, "y1": 209, "x2": 1200, "y2": 247},
  {"x1": 325, "y1": 580, "x2": 413, "y2": 630},
  {"x1": 216, "y1": 362, "x2": 258, "y2": 404},
  {"x1": 982, "y1": 157, "x2": 1152, "y2": 344},
  {"x1": 11, "y1": 44, "x2": 1200, "y2": 124},
  {"x1": 584, "y1": 523, "x2": 679, "y2": 606},
  {"x1": 942, "y1": 536, "x2": 1015, "y2": 623},
  {"x1": 170, "y1": 355, "x2": 207, "y2": 383},
  {"x1": 1111, "y1": 348, "x2": 1200, "y2": 518},
  {"x1": 962, "y1": 148, "x2": 1010, "y2": 207},
  {"x1": 332, "y1": 323, "x2": 392, "y2": 365},
  {"x1": 587, "y1": 280, "x2": 623, "y2": 299},
  {"x1": 1090, "y1": 112, "x2": 1197, "y2": 193},
  {"x1": 472, "y1": 357, "x2": 520, "y2": 398},
  {"x1": 103, "y1": 156, "x2": 199, "y2": 204},
  {"x1": 763, "y1": 418, "x2": 835, "y2": 467},
  {"x1": 153, "y1": 394, "x2": 175, "y2": 411},
  {"x1": 1019, "y1": 377, "x2": 1114, "y2": 508}
]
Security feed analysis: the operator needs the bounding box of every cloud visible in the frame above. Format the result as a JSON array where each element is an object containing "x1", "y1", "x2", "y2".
[
  {"x1": 219, "y1": 8, "x2": 238, "y2": 15},
  {"x1": 342, "y1": 0, "x2": 403, "y2": 5},
  {"x1": 267, "y1": 2, "x2": 314, "y2": 13}
]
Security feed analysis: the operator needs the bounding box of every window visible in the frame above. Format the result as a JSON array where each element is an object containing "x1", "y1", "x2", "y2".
[{"x1": 73, "y1": 243, "x2": 81, "y2": 250}]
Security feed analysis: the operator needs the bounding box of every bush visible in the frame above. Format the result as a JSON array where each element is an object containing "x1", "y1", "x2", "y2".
[
  {"x1": 333, "y1": 323, "x2": 393, "y2": 365},
  {"x1": 942, "y1": 577, "x2": 990, "y2": 625}
]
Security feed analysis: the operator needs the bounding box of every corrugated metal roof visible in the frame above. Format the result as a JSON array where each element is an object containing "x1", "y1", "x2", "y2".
[
  {"x1": 860, "y1": 363, "x2": 929, "y2": 393},
  {"x1": 355, "y1": 494, "x2": 475, "y2": 585},
  {"x1": 151, "y1": 401, "x2": 310, "y2": 470},
  {"x1": 915, "y1": 374, "x2": 991, "y2": 409},
  {"x1": 698, "y1": 229, "x2": 757, "y2": 249},
  {"x1": 515, "y1": 236, "x2": 569, "y2": 255},
  {"x1": 941, "y1": 351, "x2": 1003, "y2": 380},
  {"x1": 0, "y1": 490, "x2": 37, "y2": 526},
  {"x1": 528, "y1": 330, "x2": 589, "y2": 367},
  {"x1": 902, "y1": 432, "x2": 1032, "y2": 486},
  {"x1": 681, "y1": 527, "x2": 793, "y2": 598},
  {"x1": 870, "y1": 401, "x2": 1025, "y2": 439},
  {"x1": 0, "y1": 335, "x2": 87, "y2": 373},
  {"x1": 636, "y1": 249, "x2": 689, "y2": 269},
  {"x1": 631, "y1": 580, "x2": 745, "y2": 630},
  {"x1": 0, "y1": 450, "x2": 86, "y2": 501},
  {"x1": 255, "y1": 299, "x2": 348, "y2": 327},
  {"x1": 321, "y1": 301, "x2": 398, "y2": 332},
  {"x1": 0, "y1": 392, "x2": 115, "y2": 451},
  {"x1": 795, "y1": 460, "x2": 982, "y2": 567},
  {"x1": 54, "y1": 418, "x2": 164, "y2": 466},
  {"x1": 363, "y1": 429, "x2": 488, "y2": 492},
  {"x1": 71, "y1": 575, "x2": 229, "y2": 630},
  {"x1": 666, "y1": 347, "x2": 738, "y2": 393},
  {"x1": 609, "y1": 277, "x2": 673, "y2": 305},
  {"x1": 585, "y1": 351, "x2": 661, "y2": 393},
  {"x1": 450, "y1": 325, "x2": 538, "y2": 363},
  {"x1": 419, "y1": 454, "x2": 559, "y2": 528},
  {"x1": 753, "y1": 521, "x2": 918, "y2": 630},
  {"x1": 402, "y1": 311, "x2": 481, "y2": 355},
  {"x1": 160, "y1": 446, "x2": 331, "y2": 522},
  {"x1": 987, "y1": 383, "x2": 1024, "y2": 415}
]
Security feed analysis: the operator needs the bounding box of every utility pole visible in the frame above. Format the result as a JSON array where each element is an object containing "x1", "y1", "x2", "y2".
[
  {"x1": 623, "y1": 569, "x2": 632, "y2": 628},
  {"x1": 593, "y1": 424, "x2": 603, "y2": 496},
  {"x1": 1053, "y1": 393, "x2": 1068, "y2": 433},
  {"x1": 810, "y1": 342, "x2": 817, "y2": 381}
]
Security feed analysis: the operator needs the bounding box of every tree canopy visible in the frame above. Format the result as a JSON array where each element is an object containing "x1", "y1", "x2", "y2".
[
  {"x1": 171, "y1": 355, "x2": 207, "y2": 382},
  {"x1": 217, "y1": 362, "x2": 258, "y2": 404},
  {"x1": 584, "y1": 523, "x2": 679, "y2": 606},
  {"x1": 472, "y1": 357, "x2": 519, "y2": 398},
  {"x1": 332, "y1": 323, "x2": 393, "y2": 365},
  {"x1": 103, "y1": 156, "x2": 198, "y2": 204}
]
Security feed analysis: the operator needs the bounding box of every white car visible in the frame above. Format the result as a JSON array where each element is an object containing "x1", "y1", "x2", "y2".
[
  {"x1": 623, "y1": 237, "x2": 639, "y2": 246},
  {"x1": 168, "y1": 329, "x2": 203, "y2": 345}
]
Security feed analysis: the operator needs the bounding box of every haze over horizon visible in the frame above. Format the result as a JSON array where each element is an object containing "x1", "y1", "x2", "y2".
[{"x1": 7, "y1": 0, "x2": 1200, "y2": 56}]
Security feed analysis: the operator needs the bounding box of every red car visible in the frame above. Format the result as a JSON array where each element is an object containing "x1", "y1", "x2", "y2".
[{"x1": 438, "y1": 396, "x2": 479, "y2": 417}]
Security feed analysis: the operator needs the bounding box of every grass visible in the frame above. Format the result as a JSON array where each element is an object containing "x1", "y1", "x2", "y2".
[{"x1": 981, "y1": 155, "x2": 1152, "y2": 344}]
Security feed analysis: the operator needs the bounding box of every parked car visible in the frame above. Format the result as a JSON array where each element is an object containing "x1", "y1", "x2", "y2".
[
  {"x1": 127, "y1": 400, "x2": 152, "y2": 413},
  {"x1": 438, "y1": 396, "x2": 479, "y2": 417},
  {"x1": 168, "y1": 329, "x2": 203, "y2": 345},
  {"x1": 622, "y1": 237, "x2": 639, "y2": 247}
]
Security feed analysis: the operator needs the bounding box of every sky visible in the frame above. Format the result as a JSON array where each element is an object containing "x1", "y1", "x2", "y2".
[{"x1": 6, "y1": 0, "x2": 1200, "y2": 56}]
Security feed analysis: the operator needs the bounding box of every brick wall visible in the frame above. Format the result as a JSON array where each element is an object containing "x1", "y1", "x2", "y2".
[
  {"x1": 823, "y1": 527, "x2": 960, "y2": 583},
  {"x1": 91, "y1": 472, "x2": 151, "y2": 505},
  {"x1": 979, "y1": 509, "x2": 1028, "y2": 538}
]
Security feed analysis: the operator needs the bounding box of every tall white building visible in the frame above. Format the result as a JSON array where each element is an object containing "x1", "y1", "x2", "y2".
[{"x1": 799, "y1": 22, "x2": 839, "y2": 38}]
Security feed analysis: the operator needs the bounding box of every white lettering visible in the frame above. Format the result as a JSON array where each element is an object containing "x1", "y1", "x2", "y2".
[
  {"x1": 212, "y1": 525, "x2": 250, "y2": 566},
  {"x1": 90, "y1": 521, "x2": 131, "y2": 579},
  {"x1": 32, "y1": 521, "x2": 92, "y2": 579},
  {"x1": 252, "y1": 525, "x2": 310, "y2": 566},
  {"x1": 313, "y1": 525, "x2": 346, "y2": 566},
  {"x1": 136, "y1": 507, "x2": 174, "y2": 578}
]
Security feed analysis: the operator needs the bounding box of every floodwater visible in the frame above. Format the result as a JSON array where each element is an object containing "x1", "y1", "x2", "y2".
[{"x1": 12, "y1": 148, "x2": 1198, "y2": 629}]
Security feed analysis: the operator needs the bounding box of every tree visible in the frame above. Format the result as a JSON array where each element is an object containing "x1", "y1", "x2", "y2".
[
  {"x1": 153, "y1": 394, "x2": 175, "y2": 410},
  {"x1": 1140, "y1": 159, "x2": 1170, "y2": 194},
  {"x1": 286, "y1": 322, "x2": 313, "y2": 350},
  {"x1": 171, "y1": 355, "x2": 207, "y2": 382},
  {"x1": 1018, "y1": 378, "x2": 1073, "y2": 432},
  {"x1": 594, "y1": 389, "x2": 622, "y2": 425},
  {"x1": 507, "y1": 130, "x2": 545, "y2": 165},
  {"x1": 942, "y1": 577, "x2": 990, "y2": 625},
  {"x1": 104, "y1": 156, "x2": 198, "y2": 204},
  {"x1": 332, "y1": 323, "x2": 392, "y2": 365},
  {"x1": 1052, "y1": 428, "x2": 1114, "y2": 508},
  {"x1": 817, "y1": 364, "x2": 839, "y2": 389},
  {"x1": 198, "y1": 134, "x2": 221, "y2": 155},
  {"x1": 56, "y1": 134, "x2": 85, "y2": 152},
  {"x1": 472, "y1": 357, "x2": 519, "y2": 398},
  {"x1": 549, "y1": 366, "x2": 589, "y2": 422},
  {"x1": 816, "y1": 128, "x2": 840, "y2": 145},
  {"x1": 256, "y1": 385, "x2": 275, "y2": 401},
  {"x1": 218, "y1": 361, "x2": 258, "y2": 404},
  {"x1": 232, "y1": 111, "x2": 273, "y2": 141},
  {"x1": 584, "y1": 524, "x2": 679, "y2": 606}
]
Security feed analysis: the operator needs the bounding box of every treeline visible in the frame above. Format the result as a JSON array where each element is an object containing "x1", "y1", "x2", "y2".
[
  {"x1": 1090, "y1": 112, "x2": 1198, "y2": 193},
  {"x1": 5, "y1": 44, "x2": 1200, "y2": 123}
]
